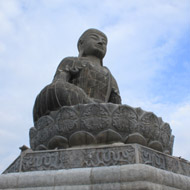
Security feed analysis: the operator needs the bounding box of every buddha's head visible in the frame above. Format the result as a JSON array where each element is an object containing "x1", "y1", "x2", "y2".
[{"x1": 77, "y1": 29, "x2": 108, "y2": 62}]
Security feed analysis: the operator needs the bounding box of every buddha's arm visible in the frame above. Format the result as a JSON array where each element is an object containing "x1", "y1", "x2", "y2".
[
  {"x1": 52, "y1": 57, "x2": 73, "y2": 82},
  {"x1": 108, "y1": 75, "x2": 122, "y2": 104},
  {"x1": 52, "y1": 57, "x2": 93, "y2": 102},
  {"x1": 53, "y1": 69, "x2": 70, "y2": 82}
]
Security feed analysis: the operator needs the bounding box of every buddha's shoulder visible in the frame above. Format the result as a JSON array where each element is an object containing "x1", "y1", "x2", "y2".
[
  {"x1": 59, "y1": 56, "x2": 89, "y2": 64},
  {"x1": 59, "y1": 56, "x2": 77, "y2": 63}
]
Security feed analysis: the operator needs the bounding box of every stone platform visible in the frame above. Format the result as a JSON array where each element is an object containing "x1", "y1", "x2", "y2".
[
  {"x1": 1, "y1": 144, "x2": 190, "y2": 190},
  {"x1": 1, "y1": 164, "x2": 190, "y2": 190},
  {"x1": 3, "y1": 144, "x2": 190, "y2": 176}
]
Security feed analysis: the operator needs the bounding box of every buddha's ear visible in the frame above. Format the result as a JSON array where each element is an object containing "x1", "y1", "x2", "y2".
[
  {"x1": 78, "y1": 39, "x2": 84, "y2": 57},
  {"x1": 78, "y1": 39, "x2": 83, "y2": 50},
  {"x1": 78, "y1": 49, "x2": 84, "y2": 57}
]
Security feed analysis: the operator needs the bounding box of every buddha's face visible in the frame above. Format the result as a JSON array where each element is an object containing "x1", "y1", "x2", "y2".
[{"x1": 80, "y1": 32, "x2": 107, "y2": 59}]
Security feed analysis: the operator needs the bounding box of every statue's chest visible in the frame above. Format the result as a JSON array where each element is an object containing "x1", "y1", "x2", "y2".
[{"x1": 71, "y1": 62, "x2": 110, "y2": 101}]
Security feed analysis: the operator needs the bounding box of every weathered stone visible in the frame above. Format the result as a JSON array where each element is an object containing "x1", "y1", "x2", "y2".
[
  {"x1": 1, "y1": 164, "x2": 190, "y2": 190},
  {"x1": 48, "y1": 136, "x2": 68, "y2": 149},
  {"x1": 33, "y1": 29, "x2": 121, "y2": 123},
  {"x1": 148, "y1": 140, "x2": 163, "y2": 152},
  {"x1": 69, "y1": 131, "x2": 96, "y2": 147},
  {"x1": 30, "y1": 103, "x2": 174, "y2": 154},
  {"x1": 96, "y1": 129, "x2": 123, "y2": 144},
  {"x1": 3, "y1": 144, "x2": 190, "y2": 177},
  {"x1": 125, "y1": 132, "x2": 147, "y2": 146},
  {"x1": 30, "y1": 28, "x2": 175, "y2": 155}
]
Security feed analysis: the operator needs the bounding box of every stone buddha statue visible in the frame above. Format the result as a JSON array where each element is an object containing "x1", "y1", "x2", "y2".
[
  {"x1": 33, "y1": 29, "x2": 121, "y2": 122},
  {"x1": 30, "y1": 29, "x2": 173, "y2": 154}
]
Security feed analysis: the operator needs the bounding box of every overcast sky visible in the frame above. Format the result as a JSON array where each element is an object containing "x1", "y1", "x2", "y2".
[{"x1": 0, "y1": 0, "x2": 190, "y2": 173}]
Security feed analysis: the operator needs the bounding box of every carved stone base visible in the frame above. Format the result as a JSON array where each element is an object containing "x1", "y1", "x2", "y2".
[
  {"x1": 3, "y1": 144, "x2": 190, "y2": 177},
  {"x1": 1, "y1": 164, "x2": 190, "y2": 190},
  {"x1": 30, "y1": 103, "x2": 174, "y2": 155}
]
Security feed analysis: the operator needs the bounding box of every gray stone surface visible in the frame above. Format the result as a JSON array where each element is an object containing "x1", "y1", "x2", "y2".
[
  {"x1": 30, "y1": 103, "x2": 174, "y2": 154},
  {"x1": 33, "y1": 29, "x2": 121, "y2": 123},
  {"x1": 3, "y1": 144, "x2": 190, "y2": 177},
  {"x1": 1, "y1": 164, "x2": 190, "y2": 190},
  {"x1": 30, "y1": 28, "x2": 175, "y2": 156}
]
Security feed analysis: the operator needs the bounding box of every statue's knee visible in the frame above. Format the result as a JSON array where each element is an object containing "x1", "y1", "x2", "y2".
[{"x1": 33, "y1": 81, "x2": 92, "y2": 122}]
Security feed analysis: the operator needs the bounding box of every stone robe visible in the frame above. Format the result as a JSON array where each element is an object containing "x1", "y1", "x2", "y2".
[{"x1": 33, "y1": 57, "x2": 121, "y2": 122}]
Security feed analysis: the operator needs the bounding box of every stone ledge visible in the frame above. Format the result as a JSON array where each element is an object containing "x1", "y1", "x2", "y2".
[
  {"x1": 3, "y1": 144, "x2": 190, "y2": 177},
  {"x1": 1, "y1": 164, "x2": 190, "y2": 190},
  {"x1": 3, "y1": 144, "x2": 190, "y2": 176}
]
